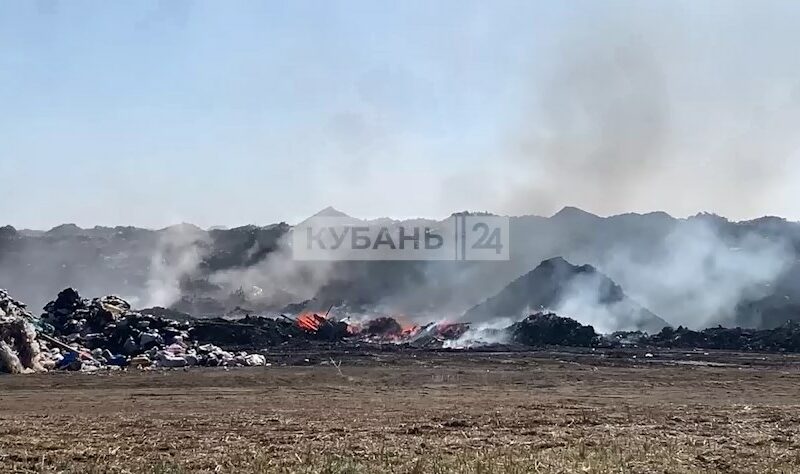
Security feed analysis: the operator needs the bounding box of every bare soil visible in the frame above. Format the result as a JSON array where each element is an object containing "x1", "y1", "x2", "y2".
[{"x1": 2, "y1": 349, "x2": 800, "y2": 473}]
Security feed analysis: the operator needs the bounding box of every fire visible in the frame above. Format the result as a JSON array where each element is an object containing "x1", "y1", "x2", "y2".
[
  {"x1": 296, "y1": 312, "x2": 326, "y2": 332},
  {"x1": 400, "y1": 323, "x2": 421, "y2": 338},
  {"x1": 390, "y1": 315, "x2": 421, "y2": 340},
  {"x1": 334, "y1": 314, "x2": 423, "y2": 341},
  {"x1": 292, "y1": 312, "x2": 465, "y2": 343}
]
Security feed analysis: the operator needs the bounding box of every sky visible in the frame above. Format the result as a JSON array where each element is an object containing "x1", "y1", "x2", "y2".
[{"x1": 1, "y1": 0, "x2": 799, "y2": 229}]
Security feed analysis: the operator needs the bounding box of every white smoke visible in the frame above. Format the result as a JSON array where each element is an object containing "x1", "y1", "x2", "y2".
[
  {"x1": 207, "y1": 231, "x2": 334, "y2": 310},
  {"x1": 442, "y1": 317, "x2": 514, "y2": 349},
  {"x1": 144, "y1": 224, "x2": 209, "y2": 308},
  {"x1": 554, "y1": 273, "x2": 648, "y2": 334},
  {"x1": 494, "y1": 3, "x2": 800, "y2": 221},
  {"x1": 602, "y1": 218, "x2": 792, "y2": 329}
]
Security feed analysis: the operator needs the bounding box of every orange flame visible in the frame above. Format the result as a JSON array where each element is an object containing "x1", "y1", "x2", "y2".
[
  {"x1": 296, "y1": 312, "x2": 325, "y2": 332},
  {"x1": 392, "y1": 315, "x2": 420, "y2": 340},
  {"x1": 400, "y1": 323, "x2": 421, "y2": 338}
]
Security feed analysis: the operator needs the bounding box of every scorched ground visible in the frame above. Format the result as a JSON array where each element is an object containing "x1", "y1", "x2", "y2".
[{"x1": 2, "y1": 349, "x2": 800, "y2": 473}]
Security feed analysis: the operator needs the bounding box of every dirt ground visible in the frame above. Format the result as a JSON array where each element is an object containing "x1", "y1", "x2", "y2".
[{"x1": 2, "y1": 348, "x2": 800, "y2": 473}]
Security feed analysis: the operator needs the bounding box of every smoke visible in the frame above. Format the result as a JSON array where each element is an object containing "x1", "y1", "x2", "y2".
[
  {"x1": 206, "y1": 232, "x2": 334, "y2": 310},
  {"x1": 144, "y1": 224, "x2": 208, "y2": 308},
  {"x1": 441, "y1": 317, "x2": 514, "y2": 349},
  {"x1": 505, "y1": 35, "x2": 669, "y2": 216},
  {"x1": 602, "y1": 217, "x2": 793, "y2": 329},
  {"x1": 553, "y1": 272, "x2": 654, "y2": 334},
  {"x1": 497, "y1": 4, "x2": 800, "y2": 220}
]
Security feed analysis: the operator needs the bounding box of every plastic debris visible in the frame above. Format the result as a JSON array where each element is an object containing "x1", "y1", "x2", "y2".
[{"x1": 1, "y1": 287, "x2": 272, "y2": 374}]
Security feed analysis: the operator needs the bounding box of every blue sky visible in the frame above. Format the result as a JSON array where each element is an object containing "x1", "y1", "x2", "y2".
[{"x1": 1, "y1": 1, "x2": 799, "y2": 228}]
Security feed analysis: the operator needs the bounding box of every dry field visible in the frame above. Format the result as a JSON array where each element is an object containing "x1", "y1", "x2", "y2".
[{"x1": 2, "y1": 349, "x2": 800, "y2": 473}]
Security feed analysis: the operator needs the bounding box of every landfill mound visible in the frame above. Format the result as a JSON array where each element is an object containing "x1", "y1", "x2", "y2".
[{"x1": 463, "y1": 257, "x2": 669, "y2": 333}]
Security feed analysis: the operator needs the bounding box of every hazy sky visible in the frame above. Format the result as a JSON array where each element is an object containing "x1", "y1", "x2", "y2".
[{"x1": 1, "y1": 1, "x2": 799, "y2": 229}]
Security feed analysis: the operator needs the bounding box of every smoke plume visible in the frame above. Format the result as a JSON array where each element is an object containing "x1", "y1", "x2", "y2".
[
  {"x1": 601, "y1": 217, "x2": 793, "y2": 329},
  {"x1": 206, "y1": 232, "x2": 334, "y2": 311},
  {"x1": 497, "y1": 4, "x2": 800, "y2": 220},
  {"x1": 145, "y1": 224, "x2": 209, "y2": 308}
]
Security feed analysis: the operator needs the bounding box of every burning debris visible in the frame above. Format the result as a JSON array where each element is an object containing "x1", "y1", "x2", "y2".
[
  {"x1": 392, "y1": 321, "x2": 470, "y2": 348},
  {"x1": 1, "y1": 287, "x2": 480, "y2": 375},
  {"x1": 294, "y1": 312, "x2": 350, "y2": 340},
  {"x1": 342, "y1": 315, "x2": 425, "y2": 342},
  {"x1": 6, "y1": 275, "x2": 800, "y2": 376}
]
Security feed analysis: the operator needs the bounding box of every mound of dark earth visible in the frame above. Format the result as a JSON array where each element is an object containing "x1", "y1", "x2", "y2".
[
  {"x1": 463, "y1": 257, "x2": 669, "y2": 333},
  {"x1": 510, "y1": 312, "x2": 599, "y2": 347}
]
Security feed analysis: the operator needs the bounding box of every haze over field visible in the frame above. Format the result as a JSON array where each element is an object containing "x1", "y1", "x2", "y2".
[{"x1": 1, "y1": 208, "x2": 798, "y2": 334}]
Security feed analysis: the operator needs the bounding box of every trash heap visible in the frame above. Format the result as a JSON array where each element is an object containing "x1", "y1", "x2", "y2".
[
  {"x1": 189, "y1": 315, "x2": 311, "y2": 348},
  {"x1": 360, "y1": 317, "x2": 404, "y2": 337},
  {"x1": 343, "y1": 316, "x2": 419, "y2": 343},
  {"x1": 0, "y1": 289, "x2": 46, "y2": 374},
  {"x1": 403, "y1": 322, "x2": 471, "y2": 347},
  {"x1": 646, "y1": 323, "x2": 800, "y2": 352},
  {"x1": 0, "y1": 287, "x2": 269, "y2": 374},
  {"x1": 510, "y1": 312, "x2": 599, "y2": 347},
  {"x1": 602, "y1": 331, "x2": 648, "y2": 347}
]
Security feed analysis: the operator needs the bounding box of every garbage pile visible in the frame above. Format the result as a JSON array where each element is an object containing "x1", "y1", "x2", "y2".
[
  {"x1": 342, "y1": 316, "x2": 424, "y2": 343},
  {"x1": 510, "y1": 312, "x2": 599, "y2": 347},
  {"x1": 360, "y1": 317, "x2": 404, "y2": 337},
  {"x1": 9, "y1": 283, "x2": 800, "y2": 376},
  {"x1": 294, "y1": 312, "x2": 351, "y2": 340},
  {"x1": 0, "y1": 289, "x2": 46, "y2": 374},
  {"x1": 506, "y1": 316, "x2": 800, "y2": 352},
  {"x1": 403, "y1": 322, "x2": 471, "y2": 347},
  {"x1": 0, "y1": 287, "x2": 270, "y2": 374},
  {"x1": 43, "y1": 288, "x2": 191, "y2": 355},
  {"x1": 187, "y1": 311, "x2": 352, "y2": 348},
  {"x1": 335, "y1": 316, "x2": 471, "y2": 346},
  {"x1": 645, "y1": 323, "x2": 800, "y2": 352}
]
